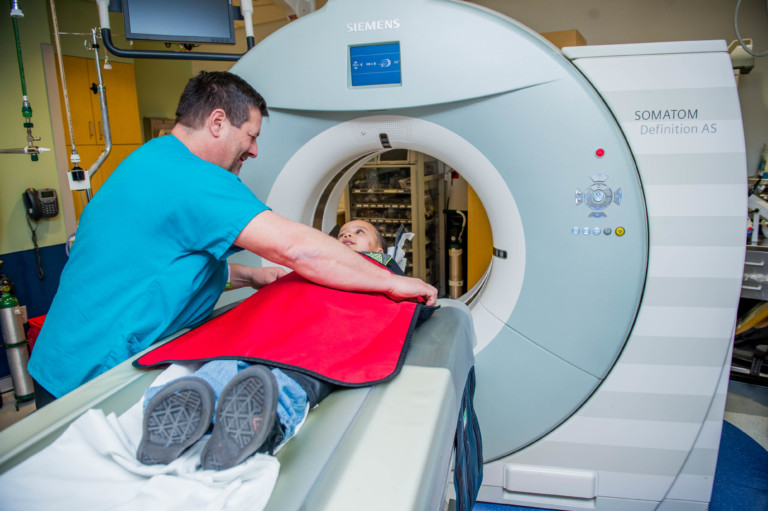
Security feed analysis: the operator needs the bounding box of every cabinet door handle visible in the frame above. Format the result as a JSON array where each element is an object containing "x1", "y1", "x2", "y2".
[
  {"x1": 745, "y1": 260, "x2": 765, "y2": 267},
  {"x1": 98, "y1": 121, "x2": 103, "y2": 140},
  {"x1": 89, "y1": 121, "x2": 94, "y2": 137},
  {"x1": 742, "y1": 284, "x2": 762, "y2": 291}
]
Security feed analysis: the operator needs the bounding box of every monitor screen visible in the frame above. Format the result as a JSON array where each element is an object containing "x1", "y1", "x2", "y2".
[
  {"x1": 123, "y1": 0, "x2": 236, "y2": 44},
  {"x1": 350, "y1": 42, "x2": 402, "y2": 87}
]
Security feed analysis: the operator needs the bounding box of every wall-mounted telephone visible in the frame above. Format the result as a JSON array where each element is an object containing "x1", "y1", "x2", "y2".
[
  {"x1": 22, "y1": 188, "x2": 58, "y2": 281},
  {"x1": 23, "y1": 188, "x2": 59, "y2": 220}
]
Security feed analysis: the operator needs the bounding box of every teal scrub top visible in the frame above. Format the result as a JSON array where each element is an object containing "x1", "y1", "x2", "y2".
[{"x1": 28, "y1": 135, "x2": 270, "y2": 397}]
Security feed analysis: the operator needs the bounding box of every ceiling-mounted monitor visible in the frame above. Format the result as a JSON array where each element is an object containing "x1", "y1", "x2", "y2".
[{"x1": 122, "y1": 0, "x2": 236, "y2": 44}]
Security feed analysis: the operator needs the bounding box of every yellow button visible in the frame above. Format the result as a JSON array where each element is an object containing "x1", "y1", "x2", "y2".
[{"x1": 615, "y1": 227, "x2": 626, "y2": 236}]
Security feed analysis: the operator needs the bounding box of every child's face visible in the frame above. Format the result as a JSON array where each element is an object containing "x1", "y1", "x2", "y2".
[{"x1": 337, "y1": 220, "x2": 383, "y2": 253}]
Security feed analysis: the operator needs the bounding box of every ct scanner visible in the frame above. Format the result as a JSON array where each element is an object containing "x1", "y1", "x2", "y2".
[
  {"x1": 0, "y1": 0, "x2": 747, "y2": 510},
  {"x1": 226, "y1": 0, "x2": 746, "y2": 508}
]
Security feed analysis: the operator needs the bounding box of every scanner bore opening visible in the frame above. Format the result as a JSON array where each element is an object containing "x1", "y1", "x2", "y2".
[{"x1": 313, "y1": 149, "x2": 492, "y2": 301}]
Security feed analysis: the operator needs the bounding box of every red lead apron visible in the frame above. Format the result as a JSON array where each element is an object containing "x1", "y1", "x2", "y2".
[{"x1": 135, "y1": 258, "x2": 425, "y2": 386}]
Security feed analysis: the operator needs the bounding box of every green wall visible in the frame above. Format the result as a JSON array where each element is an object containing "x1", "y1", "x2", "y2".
[
  {"x1": 0, "y1": 0, "x2": 136, "y2": 256},
  {"x1": 1, "y1": 0, "x2": 287, "y2": 259},
  {"x1": 1, "y1": 0, "x2": 64, "y2": 255}
]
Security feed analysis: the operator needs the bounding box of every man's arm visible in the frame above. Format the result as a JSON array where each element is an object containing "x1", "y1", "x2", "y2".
[{"x1": 234, "y1": 211, "x2": 438, "y2": 305}]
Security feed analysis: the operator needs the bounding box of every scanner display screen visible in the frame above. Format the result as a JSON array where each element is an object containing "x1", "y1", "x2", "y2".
[{"x1": 350, "y1": 43, "x2": 401, "y2": 87}]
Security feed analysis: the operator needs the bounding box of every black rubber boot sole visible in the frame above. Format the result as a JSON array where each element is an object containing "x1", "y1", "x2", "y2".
[
  {"x1": 136, "y1": 376, "x2": 215, "y2": 465},
  {"x1": 201, "y1": 365, "x2": 278, "y2": 471}
]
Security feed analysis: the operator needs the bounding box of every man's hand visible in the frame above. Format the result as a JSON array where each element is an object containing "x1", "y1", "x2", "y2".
[
  {"x1": 228, "y1": 264, "x2": 287, "y2": 290},
  {"x1": 250, "y1": 266, "x2": 288, "y2": 288},
  {"x1": 388, "y1": 276, "x2": 438, "y2": 306}
]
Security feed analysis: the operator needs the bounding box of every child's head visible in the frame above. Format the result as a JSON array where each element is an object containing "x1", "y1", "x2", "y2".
[{"x1": 337, "y1": 220, "x2": 386, "y2": 253}]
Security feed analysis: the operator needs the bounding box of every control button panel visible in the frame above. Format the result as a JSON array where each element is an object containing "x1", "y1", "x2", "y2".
[
  {"x1": 571, "y1": 225, "x2": 627, "y2": 237},
  {"x1": 585, "y1": 183, "x2": 612, "y2": 210},
  {"x1": 572, "y1": 172, "x2": 629, "y2": 239},
  {"x1": 575, "y1": 174, "x2": 622, "y2": 216}
]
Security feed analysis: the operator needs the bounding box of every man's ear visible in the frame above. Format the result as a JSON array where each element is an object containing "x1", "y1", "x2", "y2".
[{"x1": 207, "y1": 108, "x2": 228, "y2": 138}]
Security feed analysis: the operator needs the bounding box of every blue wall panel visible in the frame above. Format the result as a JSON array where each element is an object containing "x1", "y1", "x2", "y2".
[{"x1": 0, "y1": 244, "x2": 67, "y2": 380}]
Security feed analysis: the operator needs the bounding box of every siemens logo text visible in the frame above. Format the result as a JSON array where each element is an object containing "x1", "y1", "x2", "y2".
[{"x1": 347, "y1": 19, "x2": 401, "y2": 32}]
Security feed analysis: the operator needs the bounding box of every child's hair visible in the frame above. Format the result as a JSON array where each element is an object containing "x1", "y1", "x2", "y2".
[{"x1": 374, "y1": 228, "x2": 387, "y2": 253}]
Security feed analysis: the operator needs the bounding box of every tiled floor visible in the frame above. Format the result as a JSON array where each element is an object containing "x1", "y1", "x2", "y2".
[
  {"x1": 475, "y1": 380, "x2": 768, "y2": 511},
  {"x1": 0, "y1": 389, "x2": 36, "y2": 431},
  {"x1": 724, "y1": 379, "x2": 768, "y2": 450}
]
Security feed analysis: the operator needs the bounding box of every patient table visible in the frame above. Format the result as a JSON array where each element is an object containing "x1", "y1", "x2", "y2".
[{"x1": 0, "y1": 300, "x2": 476, "y2": 510}]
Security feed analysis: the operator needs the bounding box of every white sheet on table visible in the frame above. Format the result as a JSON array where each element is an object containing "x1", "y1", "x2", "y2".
[{"x1": 0, "y1": 364, "x2": 280, "y2": 511}]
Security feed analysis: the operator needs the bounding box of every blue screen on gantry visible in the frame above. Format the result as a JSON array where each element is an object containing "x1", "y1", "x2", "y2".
[{"x1": 350, "y1": 43, "x2": 402, "y2": 87}]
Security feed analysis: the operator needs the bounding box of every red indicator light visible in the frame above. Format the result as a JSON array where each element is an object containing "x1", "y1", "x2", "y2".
[{"x1": 595, "y1": 148, "x2": 605, "y2": 158}]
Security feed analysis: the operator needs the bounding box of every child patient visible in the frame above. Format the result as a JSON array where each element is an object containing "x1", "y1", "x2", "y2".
[
  {"x1": 137, "y1": 220, "x2": 402, "y2": 470},
  {"x1": 336, "y1": 219, "x2": 404, "y2": 275}
]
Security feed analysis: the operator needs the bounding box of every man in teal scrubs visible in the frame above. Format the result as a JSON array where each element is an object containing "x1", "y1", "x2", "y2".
[{"x1": 28, "y1": 71, "x2": 437, "y2": 406}]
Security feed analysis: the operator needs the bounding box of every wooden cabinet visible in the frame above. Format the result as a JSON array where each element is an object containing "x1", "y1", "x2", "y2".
[
  {"x1": 58, "y1": 56, "x2": 98, "y2": 146},
  {"x1": 56, "y1": 56, "x2": 142, "y2": 220},
  {"x1": 57, "y1": 56, "x2": 142, "y2": 147}
]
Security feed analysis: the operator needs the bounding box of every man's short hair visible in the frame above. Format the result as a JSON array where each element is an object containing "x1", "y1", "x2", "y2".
[{"x1": 175, "y1": 71, "x2": 268, "y2": 129}]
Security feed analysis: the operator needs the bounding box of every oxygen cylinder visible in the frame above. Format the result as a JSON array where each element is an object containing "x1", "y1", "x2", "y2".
[
  {"x1": 0, "y1": 283, "x2": 35, "y2": 404},
  {"x1": 446, "y1": 210, "x2": 467, "y2": 299},
  {"x1": 0, "y1": 260, "x2": 16, "y2": 296},
  {"x1": 448, "y1": 243, "x2": 464, "y2": 299}
]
